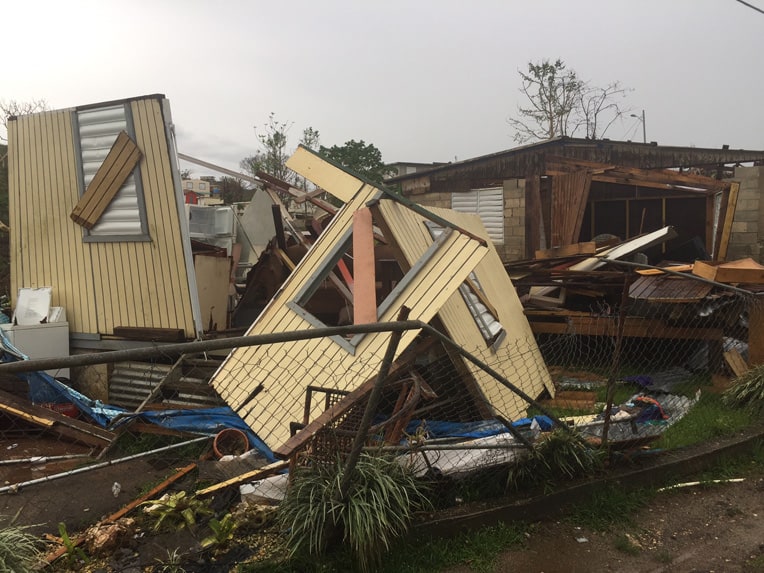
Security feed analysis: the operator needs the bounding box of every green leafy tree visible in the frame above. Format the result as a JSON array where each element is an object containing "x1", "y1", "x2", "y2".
[
  {"x1": 508, "y1": 59, "x2": 629, "y2": 143},
  {"x1": 319, "y1": 140, "x2": 393, "y2": 185}
]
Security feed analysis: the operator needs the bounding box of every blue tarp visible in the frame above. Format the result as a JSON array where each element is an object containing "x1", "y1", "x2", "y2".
[
  {"x1": 0, "y1": 331, "x2": 275, "y2": 462},
  {"x1": 404, "y1": 415, "x2": 554, "y2": 440}
]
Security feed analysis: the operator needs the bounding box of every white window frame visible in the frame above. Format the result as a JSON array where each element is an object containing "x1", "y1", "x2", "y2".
[{"x1": 72, "y1": 103, "x2": 150, "y2": 243}]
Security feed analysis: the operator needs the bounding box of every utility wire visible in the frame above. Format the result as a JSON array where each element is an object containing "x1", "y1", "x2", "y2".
[{"x1": 735, "y1": 0, "x2": 764, "y2": 15}]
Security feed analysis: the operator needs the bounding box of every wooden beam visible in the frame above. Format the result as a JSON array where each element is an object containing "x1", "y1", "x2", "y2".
[
  {"x1": 286, "y1": 145, "x2": 365, "y2": 204},
  {"x1": 535, "y1": 242, "x2": 597, "y2": 260},
  {"x1": 353, "y1": 208, "x2": 377, "y2": 324},
  {"x1": 112, "y1": 326, "x2": 185, "y2": 342},
  {"x1": 716, "y1": 181, "x2": 740, "y2": 262},
  {"x1": 46, "y1": 463, "x2": 197, "y2": 563},
  {"x1": 529, "y1": 316, "x2": 722, "y2": 341},
  {"x1": 196, "y1": 460, "x2": 288, "y2": 496}
]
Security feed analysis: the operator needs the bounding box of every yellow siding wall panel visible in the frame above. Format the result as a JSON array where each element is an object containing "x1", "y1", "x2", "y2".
[
  {"x1": 9, "y1": 111, "x2": 98, "y2": 334},
  {"x1": 211, "y1": 209, "x2": 487, "y2": 450},
  {"x1": 8, "y1": 97, "x2": 197, "y2": 338}
]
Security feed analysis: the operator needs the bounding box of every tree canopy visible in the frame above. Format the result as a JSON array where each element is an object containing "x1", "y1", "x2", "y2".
[
  {"x1": 508, "y1": 59, "x2": 630, "y2": 143},
  {"x1": 319, "y1": 140, "x2": 393, "y2": 185}
]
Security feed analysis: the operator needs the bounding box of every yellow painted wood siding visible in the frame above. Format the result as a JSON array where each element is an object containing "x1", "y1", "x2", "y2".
[
  {"x1": 9, "y1": 110, "x2": 98, "y2": 334},
  {"x1": 378, "y1": 201, "x2": 554, "y2": 420},
  {"x1": 210, "y1": 147, "x2": 489, "y2": 451},
  {"x1": 8, "y1": 97, "x2": 196, "y2": 338}
]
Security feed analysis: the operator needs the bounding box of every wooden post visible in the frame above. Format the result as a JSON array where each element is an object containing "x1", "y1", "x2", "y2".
[
  {"x1": 749, "y1": 294, "x2": 764, "y2": 365},
  {"x1": 352, "y1": 208, "x2": 377, "y2": 324}
]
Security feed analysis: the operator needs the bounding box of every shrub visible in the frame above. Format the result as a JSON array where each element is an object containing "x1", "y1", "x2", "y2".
[
  {"x1": 507, "y1": 428, "x2": 604, "y2": 491},
  {"x1": 278, "y1": 453, "x2": 429, "y2": 572},
  {"x1": 0, "y1": 518, "x2": 43, "y2": 573},
  {"x1": 723, "y1": 365, "x2": 764, "y2": 416}
]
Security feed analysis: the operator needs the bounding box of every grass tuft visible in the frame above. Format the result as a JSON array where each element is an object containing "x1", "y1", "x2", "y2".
[
  {"x1": 0, "y1": 517, "x2": 43, "y2": 573},
  {"x1": 277, "y1": 453, "x2": 429, "y2": 573},
  {"x1": 723, "y1": 364, "x2": 764, "y2": 416},
  {"x1": 507, "y1": 428, "x2": 605, "y2": 491}
]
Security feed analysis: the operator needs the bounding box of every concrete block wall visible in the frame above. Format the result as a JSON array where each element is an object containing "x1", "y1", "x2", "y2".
[
  {"x1": 728, "y1": 166, "x2": 764, "y2": 262},
  {"x1": 501, "y1": 178, "x2": 525, "y2": 261}
]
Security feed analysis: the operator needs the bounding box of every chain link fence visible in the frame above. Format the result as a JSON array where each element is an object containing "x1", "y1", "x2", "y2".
[{"x1": 0, "y1": 286, "x2": 758, "y2": 537}]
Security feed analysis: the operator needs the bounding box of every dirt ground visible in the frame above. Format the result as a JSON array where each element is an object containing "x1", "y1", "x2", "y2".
[
  {"x1": 2, "y1": 432, "x2": 763, "y2": 572},
  {"x1": 445, "y1": 471, "x2": 764, "y2": 573}
]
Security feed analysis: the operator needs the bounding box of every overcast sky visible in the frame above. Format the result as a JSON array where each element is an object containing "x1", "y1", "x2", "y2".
[{"x1": 4, "y1": 0, "x2": 764, "y2": 175}]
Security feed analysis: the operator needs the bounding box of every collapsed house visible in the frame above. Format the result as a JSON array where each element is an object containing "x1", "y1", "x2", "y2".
[
  {"x1": 387, "y1": 137, "x2": 764, "y2": 264},
  {"x1": 209, "y1": 146, "x2": 554, "y2": 457}
]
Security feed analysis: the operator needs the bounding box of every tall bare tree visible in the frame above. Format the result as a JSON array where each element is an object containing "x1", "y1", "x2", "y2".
[
  {"x1": 0, "y1": 99, "x2": 49, "y2": 142},
  {"x1": 508, "y1": 59, "x2": 630, "y2": 143},
  {"x1": 508, "y1": 59, "x2": 583, "y2": 143}
]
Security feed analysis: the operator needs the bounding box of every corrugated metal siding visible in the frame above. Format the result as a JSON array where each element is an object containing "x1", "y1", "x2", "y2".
[
  {"x1": 8, "y1": 96, "x2": 196, "y2": 338},
  {"x1": 209, "y1": 148, "x2": 489, "y2": 451},
  {"x1": 451, "y1": 187, "x2": 505, "y2": 244},
  {"x1": 77, "y1": 105, "x2": 144, "y2": 236}
]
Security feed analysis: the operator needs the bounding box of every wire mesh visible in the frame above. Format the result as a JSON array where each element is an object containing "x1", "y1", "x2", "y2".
[{"x1": 0, "y1": 289, "x2": 758, "y2": 529}]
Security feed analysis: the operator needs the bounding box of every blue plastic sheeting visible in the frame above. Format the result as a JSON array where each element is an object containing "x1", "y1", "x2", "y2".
[
  {"x1": 114, "y1": 407, "x2": 275, "y2": 462},
  {"x1": 0, "y1": 331, "x2": 275, "y2": 462},
  {"x1": 404, "y1": 416, "x2": 554, "y2": 440}
]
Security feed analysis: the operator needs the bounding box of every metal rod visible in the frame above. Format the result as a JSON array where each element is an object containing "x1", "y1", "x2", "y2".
[
  {"x1": 0, "y1": 321, "x2": 427, "y2": 374},
  {"x1": 338, "y1": 308, "x2": 410, "y2": 502},
  {"x1": 0, "y1": 436, "x2": 210, "y2": 495}
]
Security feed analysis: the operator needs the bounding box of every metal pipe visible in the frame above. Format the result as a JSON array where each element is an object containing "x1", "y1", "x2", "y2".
[
  {"x1": 0, "y1": 321, "x2": 427, "y2": 374},
  {"x1": 0, "y1": 436, "x2": 210, "y2": 495}
]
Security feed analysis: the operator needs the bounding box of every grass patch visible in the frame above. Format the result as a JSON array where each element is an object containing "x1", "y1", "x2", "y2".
[
  {"x1": 240, "y1": 522, "x2": 528, "y2": 573},
  {"x1": 654, "y1": 548, "x2": 674, "y2": 564},
  {"x1": 653, "y1": 392, "x2": 753, "y2": 450},
  {"x1": 568, "y1": 484, "x2": 653, "y2": 531},
  {"x1": 381, "y1": 522, "x2": 528, "y2": 573},
  {"x1": 613, "y1": 533, "x2": 641, "y2": 555}
]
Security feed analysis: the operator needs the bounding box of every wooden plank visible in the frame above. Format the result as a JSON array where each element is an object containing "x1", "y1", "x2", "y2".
[
  {"x1": 285, "y1": 146, "x2": 365, "y2": 203},
  {"x1": 749, "y1": 297, "x2": 764, "y2": 366},
  {"x1": 547, "y1": 156, "x2": 727, "y2": 191},
  {"x1": 723, "y1": 349, "x2": 749, "y2": 378},
  {"x1": 551, "y1": 170, "x2": 592, "y2": 247},
  {"x1": 716, "y1": 182, "x2": 739, "y2": 262},
  {"x1": 70, "y1": 131, "x2": 142, "y2": 228},
  {"x1": 273, "y1": 376, "x2": 377, "y2": 459},
  {"x1": 113, "y1": 326, "x2": 186, "y2": 342},
  {"x1": 536, "y1": 242, "x2": 597, "y2": 260},
  {"x1": 194, "y1": 254, "x2": 230, "y2": 331},
  {"x1": 693, "y1": 258, "x2": 764, "y2": 284},
  {"x1": 46, "y1": 463, "x2": 197, "y2": 564},
  {"x1": 196, "y1": 460, "x2": 288, "y2": 496},
  {"x1": 529, "y1": 316, "x2": 722, "y2": 341},
  {"x1": 0, "y1": 388, "x2": 114, "y2": 447}
]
